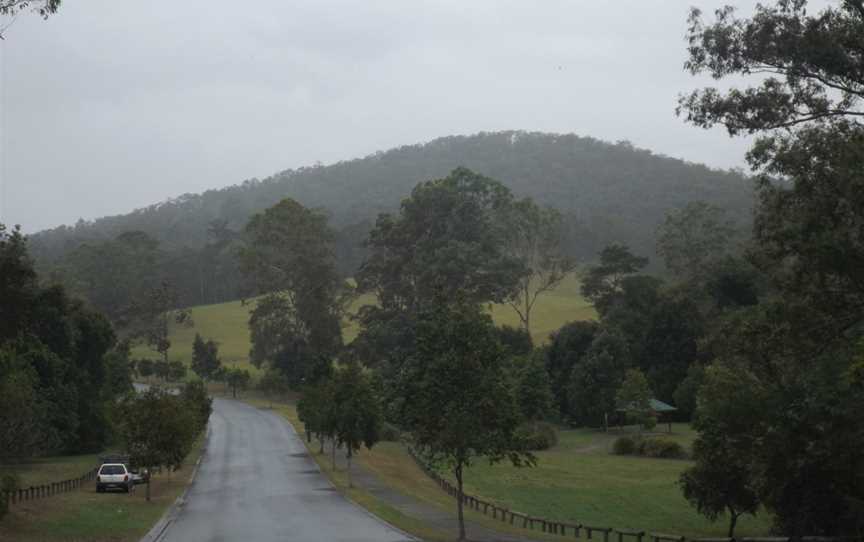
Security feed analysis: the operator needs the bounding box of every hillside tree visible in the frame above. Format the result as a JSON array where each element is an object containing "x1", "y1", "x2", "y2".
[
  {"x1": 399, "y1": 300, "x2": 532, "y2": 541},
  {"x1": 502, "y1": 200, "x2": 577, "y2": 334},
  {"x1": 332, "y1": 361, "x2": 381, "y2": 487},
  {"x1": 580, "y1": 244, "x2": 649, "y2": 314},
  {"x1": 615, "y1": 368, "x2": 654, "y2": 431},
  {"x1": 136, "y1": 280, "x2": 191, "y2": 364},
  {"x1": 680, "y1": 364, "x2": 762, "y2": 538},
  {"x1": 679, "y1": 1, "x2": 864, "y2": 533},
  {"x1": 191, "y1": 333, "x2": 222, "y2": 382},
  {"x1": 241, "y1": 199, "x2": 343, "y2": 385},
  {"x1": 118, "y1": 388, "x2": 200, "y2": 501}
]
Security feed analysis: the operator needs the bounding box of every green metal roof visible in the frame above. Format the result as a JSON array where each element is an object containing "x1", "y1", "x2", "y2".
[
  {"x1": 649, "y1": 398, "x2": 677, "y2": 412},
  {"x1": 616, "y1": 398, "x2": 678, "y2": 412}
]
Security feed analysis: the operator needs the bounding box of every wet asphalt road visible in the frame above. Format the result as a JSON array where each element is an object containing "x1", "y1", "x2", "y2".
[{"x1": 159, "y1": 398, "x2": 412, "y2": 542}]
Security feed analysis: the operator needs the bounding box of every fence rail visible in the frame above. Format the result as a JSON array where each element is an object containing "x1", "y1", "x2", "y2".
[
  {"x1": 3, "y1": 467, "x2": 98, "y2": 507},
  {"x1": 405, "y1": 446, "x2": 850, "y2": 542}
]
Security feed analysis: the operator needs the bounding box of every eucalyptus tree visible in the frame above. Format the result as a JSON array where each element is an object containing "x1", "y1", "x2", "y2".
[
  {"x1": 332, "y1": 361, "x2": 381, "y2": 487},
  {"x1": 399, "y1": 299, "x2": 531, "y2": 541},
  {"x1": 679, "y1": 1, "x2": 864, "y2": 533},
  {"x1": 502, "y1": 200, "x2": 577, "y2": 335},
  {"x1": 241, "y1": 199, "x2": 343, "y2": 385},
  {"x1": 0, "y1": 0, "x2": 60, "y2": 38}
]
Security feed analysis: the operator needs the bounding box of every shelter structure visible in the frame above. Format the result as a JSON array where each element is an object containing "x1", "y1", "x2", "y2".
[{"x1": 615, "y1": 398, "x2": 677, "y2": 433}]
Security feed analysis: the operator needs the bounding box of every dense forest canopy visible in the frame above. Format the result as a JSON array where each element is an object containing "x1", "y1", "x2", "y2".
[{"x1": 28, "y1": 131, "x2": 752, "y2": 306}]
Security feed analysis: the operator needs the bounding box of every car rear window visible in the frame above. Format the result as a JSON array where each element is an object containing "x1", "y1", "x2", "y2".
[{"x1": 99, "y1": 465, "x2": 125, "y2": 475}]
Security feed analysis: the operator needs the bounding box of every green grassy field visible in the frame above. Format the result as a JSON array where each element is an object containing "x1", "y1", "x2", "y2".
[
  {"x1": 0, "y1": 436, "x2": 204, "y2": 542},
  {"x1": 449, "y1": 426, "x2": 772, "y2": 537},
  {"x1": 8, "y1": 453, "x2": 102, "y2": 488},
  {"x1": 132, "y1": 274, "x2": 596, "y2": 374},
  {"x1": 239, "y1": 394, "x2": 771, "y2": 539},
  {"x1": 239, "y1": 394, "x2": 563, "y2": 542}
]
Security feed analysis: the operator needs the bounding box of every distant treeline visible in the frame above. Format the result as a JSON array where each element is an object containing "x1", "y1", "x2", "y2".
[{"x1": 28, "y1": 131, "x2": 752, "y2": 312}]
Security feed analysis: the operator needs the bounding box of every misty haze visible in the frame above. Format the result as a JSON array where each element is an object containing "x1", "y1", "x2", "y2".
[{"x1": 1, "y1": 1, "x2": 862, "y2": 542}]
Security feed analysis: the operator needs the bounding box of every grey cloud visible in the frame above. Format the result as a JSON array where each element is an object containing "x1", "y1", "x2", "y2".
[{"x1": 1, "y1": 0, "x2": 775, "y2": 232}]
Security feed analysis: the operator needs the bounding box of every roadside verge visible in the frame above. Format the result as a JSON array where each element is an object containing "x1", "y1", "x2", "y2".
[
  {"x1": 139, "y1": 423, "x2": 210, "y2": 542},
  {"x1": 0, "y1": 432, "x2": 207, "y2": 542}
]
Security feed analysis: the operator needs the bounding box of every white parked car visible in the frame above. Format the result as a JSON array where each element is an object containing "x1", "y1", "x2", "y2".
[{"x1": 96, "y1": 463, "x2": 133, "y2": 493}]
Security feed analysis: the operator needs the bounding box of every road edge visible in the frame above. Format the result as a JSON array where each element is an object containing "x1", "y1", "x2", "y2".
[
  {"x1": 139, "y1": 422, "x2": 211, "y2": 542},
  {"x1": 263, "y1": 404, "x2": 419, "y2": 542}
]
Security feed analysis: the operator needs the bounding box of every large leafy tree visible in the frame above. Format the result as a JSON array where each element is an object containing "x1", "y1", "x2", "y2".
[
  {"x1": 136, "y1": 280, "x2": 191, "y2": 364},
  {"x1": 296, "y1": 356, "x2": 337, "y2": 455},
  {"x1": 118, "y1": 387, "x2": 208, "y2": 501},
  {"x1": 615, "y1": 368, "x2": 654, "y2": 430},
  {"x1": 679, "y1": 0, "x2": 864, "y2": 135},
  {"x1": 332, "y1": 361, "x2": 381, "y2": 487},
  {"x1": 568, "y1": 327, "x2": 631, "y2": 428},
  {"x1": 399, "y1": 300, "x2": 532, "y2": 541},
  {"x1": 0, "y1": 224, "x2": 37, "y2": 342},
  {"x1": 502, "y1": 200, "x2": 576, "y2": 334},
  {"x1": 358, "y1": 167, "x2": 524, "y2": 315},
  {"x1": 191, "y1": 333, "x2": 222, "y2": 382},
  {"x1": 580, "y1": 244, "x2": 648, "y2": 315},
  {"x1": 680, "y1": 1, "x2": 864, "y2": 534},
  {"x1": 545, "y1": 321, "x2": 599, "y2": 418},
  {"x1": 241, "y1": 199, "x2": 343, "y2": 384},
  {"x1": 681, "y1": 364, "x2": 763, "y2": 538}
]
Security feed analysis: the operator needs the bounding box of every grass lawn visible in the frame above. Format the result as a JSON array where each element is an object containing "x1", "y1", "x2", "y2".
[
  {"x1": 7, "y1": 453, "x2": 102, "y2": 488},
  {"x1": 0, "y1": 436, "x2": 205, "y2": 542},
  {"x1": 239, "y1": 394, "x2": 566, "y2": 542},
  {"x1": 131, "y1": 274, "x2": 595, "y2": 375},
  {"x1": 448, "y1": 425, "x2": 772, "y2": 537}
]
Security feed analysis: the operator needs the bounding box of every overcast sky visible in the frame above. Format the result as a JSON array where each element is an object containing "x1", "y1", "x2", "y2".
[{"x1": 0, "y1": 0, "x2": 768, "y2": 232}]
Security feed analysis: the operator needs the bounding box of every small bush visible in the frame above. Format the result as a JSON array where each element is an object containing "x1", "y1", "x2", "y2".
[
  {"x1": 643, "y1": 416, "x2": 657, "y2": 431},
  {"x1": 640, "y1": 438, "x2": 687, "y2": 459},
  {"x1": 515, "y1": 421, "x2": 559, "y2": 450},
  {"x1": 612, "y1": 436, "x2": 637, "y2": 455}
]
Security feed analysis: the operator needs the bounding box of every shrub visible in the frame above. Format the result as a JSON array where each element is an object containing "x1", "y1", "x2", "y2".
[
  {"x1": 613, "y1": 436, "x2": 637, "y2": 455},
  {"x1": 515, "y1": 421, "x2": 559, "y2": 451},
  {"x1": 643, "y1": 416, "x2": 657, "y2": 431},
  {"x1": 640, "y1": 438, "x2": 687, "y2": 459}
]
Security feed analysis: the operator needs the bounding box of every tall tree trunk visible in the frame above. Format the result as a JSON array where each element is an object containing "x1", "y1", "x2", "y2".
[
  {"x1": 347, "y1": 450, "x2": 352, "y2": 488},
  {"x1": 331, "y1": 437, "x2": 337, "y2": 471},
  {"x1": 727, "y1": 508, "x2": 739, "y2": 538},
  {"x1": 145, "y1": 469, "x2": 151, "y2": 502},
  {"x1": 455, "y1": 462, "x2": 466, "y2": 541}
]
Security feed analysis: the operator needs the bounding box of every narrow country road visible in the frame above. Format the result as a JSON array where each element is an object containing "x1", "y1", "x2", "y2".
[{"x1": 158, "y1": 398, "x2": 413, "y2": 542}]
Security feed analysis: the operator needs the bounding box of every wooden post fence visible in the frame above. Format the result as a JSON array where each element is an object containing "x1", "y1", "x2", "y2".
[{"x1": 4, "y1": 467, "x2": 98, "y2": 509}]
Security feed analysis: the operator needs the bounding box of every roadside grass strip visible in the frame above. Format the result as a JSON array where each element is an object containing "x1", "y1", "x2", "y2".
[
  {"x1": 0, "y1": 436, "x2": 205, "y2": 542},
  {"x1": 243, "y1": 395, "x2": 565, "y2": 542}
]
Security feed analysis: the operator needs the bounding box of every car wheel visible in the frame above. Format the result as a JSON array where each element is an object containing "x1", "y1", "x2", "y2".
[{"x1": 97, "y1": 485, "x2": 104, "y2": 493}]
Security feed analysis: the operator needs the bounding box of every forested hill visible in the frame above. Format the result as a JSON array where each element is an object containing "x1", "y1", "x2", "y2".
[{"x1": 29, "y1": 131, "x2": 752, "y2": 306}]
